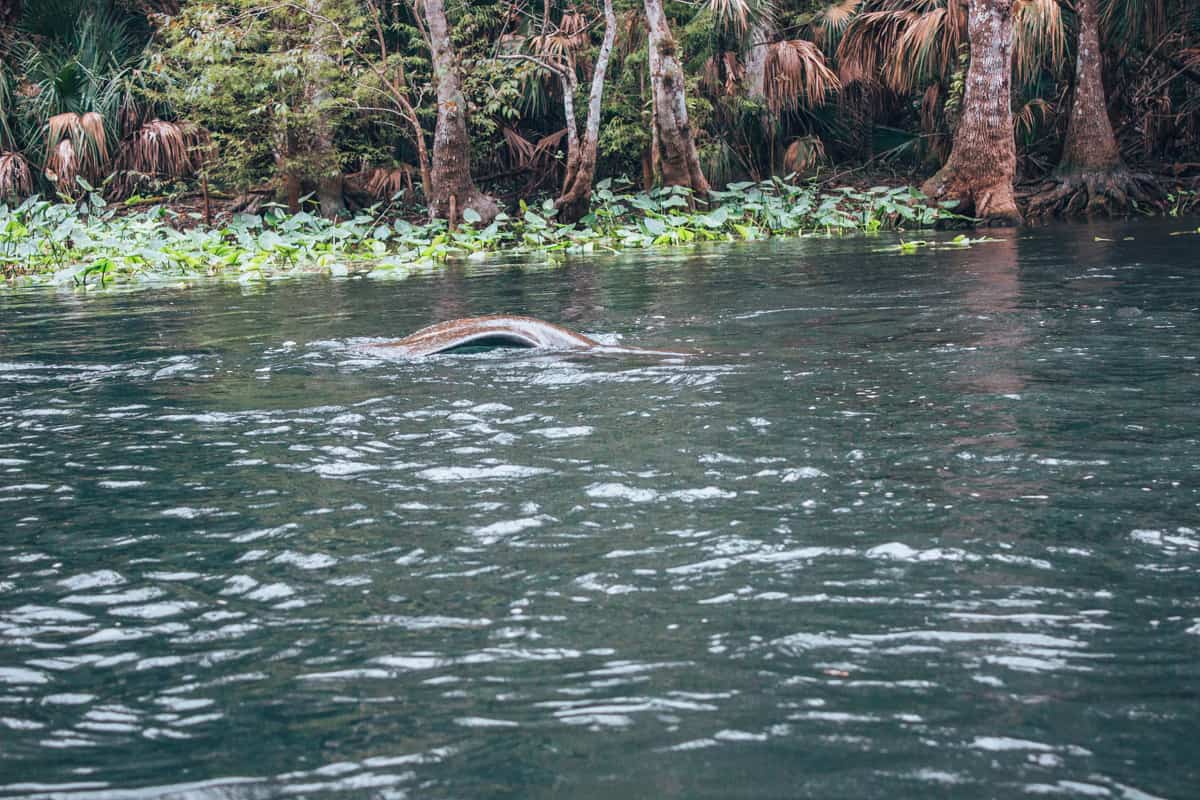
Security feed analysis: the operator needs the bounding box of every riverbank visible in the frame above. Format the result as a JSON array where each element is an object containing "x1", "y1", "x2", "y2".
[
  {"x1": 6, "y1": 175, "x2": 1197, "y2": 291},
  {"x1": 2, "y1": 180, "x2": 956, "y2": 289}
]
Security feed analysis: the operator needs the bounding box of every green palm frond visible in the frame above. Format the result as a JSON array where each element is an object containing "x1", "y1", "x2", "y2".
[
  {"x1": 1014, "y1": 0, "x2": 1068, "y2": 87},
  {"x1": 704, "y1": 0, "x2": 775, "y2": 36}
]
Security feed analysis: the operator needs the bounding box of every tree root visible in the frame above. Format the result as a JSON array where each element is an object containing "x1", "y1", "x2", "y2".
[
  {"x1": 920, "y1": 171, "x2": 1023, "y2": 227},
  {"x1": 1025, "y1": 169, "x2": 1164, "y2": 220}
]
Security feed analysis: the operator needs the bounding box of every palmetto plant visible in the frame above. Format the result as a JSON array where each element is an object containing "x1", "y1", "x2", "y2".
[
  {"x1": 0, "y1": 0, "x2": 203, "y2": 201},
  {"x1": 109, "y1": 118, "x2": 209, "y2": 198},
  {"x1": 0, "y1": 151, "x2": 34, "y2": 201}
]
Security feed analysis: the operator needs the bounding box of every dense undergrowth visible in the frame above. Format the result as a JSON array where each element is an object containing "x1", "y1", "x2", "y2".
[{"x1": 1, "y1": 180, "x2": 957, "y2": 289}]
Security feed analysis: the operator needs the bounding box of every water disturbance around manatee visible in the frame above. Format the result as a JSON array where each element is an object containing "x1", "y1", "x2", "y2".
[{"x1": 1, "y1": 220, "x2": 1198, "y2": 799}]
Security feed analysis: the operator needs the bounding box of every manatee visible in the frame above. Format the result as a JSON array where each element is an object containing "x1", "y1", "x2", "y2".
[{"x1": 370, "y1": 315, "x2": 602, "y2": 356}]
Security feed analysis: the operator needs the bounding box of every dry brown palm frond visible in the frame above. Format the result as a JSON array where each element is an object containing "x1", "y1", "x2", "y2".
[
  {"x1": 365, "y1": 165, "x2": 416, "y2": 199},
  {"x1": 883, "y1": 5, "x2": 964, "y2": 93},
  {"x1": 919, "y1": 82, "x2": 951, "y2": 160},
  {"x1": 836, "y1": 9, "x2": 914, "y2": 85},
  {"x1": 78, "y1": 112, "x2": 110, "y2": 169},
  {"x1": 701, "y1": 55, "x2": 722, "y2": 95},
  {"x1": 45, "y1": 138, "x2": 79, "y2": 195},
  {"x1": 502, "y1": 127, "x2": 538, "y2": 169},
  {"x1": 919, "y1": 81, "x2": 942, "y2": 135},
  {"x1": 532, "y1": 32, "x2": 572, "y2": 59},
  {"x1": 839, "y1": 0, "x2": 969, "y2": 92},
  {"x1": 0, "y1": 151, "x2": 34, "y2": 201},
  {"x1": 532, "y1": 128, "x2": 568, "y2": 160},
  {"x1": 702, "y1": 53, "x2": 745, "y2": 97},
  {"x1": 47, "y1": 113, "x2": 77, "y2": 151},
  {"x1": 723, "y1": 51, "x2": 744, "y2": 95},
  {"x1": 765, "y1": 39, "x2": 841, "y2": 114},
  {"x1": 45, "y1": 111, "x2": 111, "y2": 192},
  {"x1": 110, "y1": 120, "x2": 212, "y2": 199},
  {"x1": 783, "y1": 135, "x2": 827, "y2": 175},
  {"x1": 1013, "y1": 0, "x2": 1067, "y2": 87},
  {"x1": 559, "y1": 12, "x2": 589, "y2": 50},
  {"x1": 124, "y1": 119, "x2": 189, "y2": 178},
  {"x1": 533, "y1": 11, "x2": 592, "y2": 60},
  {"x1": 502, "y1": 127, "x2": 568, "y2": 177},
  {"x1": 1013, "y1": 97, "x2": 1053, "y2": 140}
]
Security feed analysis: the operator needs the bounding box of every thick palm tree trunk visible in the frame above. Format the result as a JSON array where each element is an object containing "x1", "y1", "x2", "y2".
[
  {"x1": 643, "y1": 0, "x2": 710, "y2": 195},
  {"x1": 920, "y1": 0, "x2": 1022, "y2": 225},
  {"x1": 1027, "y1": 0, "x2": 1157, "y2": 217},
  {"x1": 555, "y1": 0, "x2": 617, "y2": 222},
  {"x1": 1061, "y1": 0, "x2": 1118, "y2": 172},
  {"x1": 423, "y1": 0, "x2": 499, "y2": 224}
]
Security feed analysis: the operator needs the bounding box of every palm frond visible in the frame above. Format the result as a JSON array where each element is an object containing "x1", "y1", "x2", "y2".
[
  {"x1": 1014, "y1": 0, "x2": 1067, "y2": 87},
  {"x1": 1101, "y1": 0, "x2": 1167, "y2": 54},
  {"x1": 837, "y1": 9, "x2": 913, "y2": 85},
  {"x1": 783, "y1": 135, "x2": 827, "y2": 174},
  {"x1": 44, "y1": 137, "x2": 78, "y2": 194},
  {"x1": 705, "y1": 0, "x2": 775, "y2": 36},
  {"x1": 0, "y1": 151, "x2": 34, "y2": 201},
  {"x1": 883, "y1": 7, "x2": 955, "y2": 93},
  {"x1": 765, "y1": 39, "x2": 841, "y2": 114},
  {"x1": 812, "y1": 0, "x2": 861, "y2": 53},
  {"x1": 44, "y1": 110, "x2": 110, "y2": 193},
  {"x1": 354, "y1": 165, "x2": 416, "y2": 200},
  {"x1": 1013, "y1": 97, "x2": 1053, "y2": 141}
]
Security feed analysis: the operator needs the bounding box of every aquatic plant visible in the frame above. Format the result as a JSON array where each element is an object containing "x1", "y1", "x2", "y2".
[{"x1": 1, "y1": 179, "x2": 955, "y2": 289}]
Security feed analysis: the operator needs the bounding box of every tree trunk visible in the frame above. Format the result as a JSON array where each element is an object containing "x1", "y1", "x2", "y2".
[
  {"x1": 1026, "y1": 0, "x2": 1158, "y2": 218},
  {"x1": 305, "y1": 0, "x2": 345, "y2": 219},
  {"x1": 643, "y1": 0, "x2": 710, "y2": 195},
  {"x1": 743, "y1": 18, "x2": 771, "y2": 102},
  {"x1": 555, "y1": 0, "x2": 617, "y2": 223},
  {"x1": 423, "y1": 0, "x2": 499, "y2": 224},
  {"x1": 1061, "y1": 0, "x2": 1118, "y2": 173},
  {"x1": 558, "y1": 66, "x2": 581, "y2": 197},
  {"x1": 920, "y1": 0, "x2": 1022, "y2": 225}
]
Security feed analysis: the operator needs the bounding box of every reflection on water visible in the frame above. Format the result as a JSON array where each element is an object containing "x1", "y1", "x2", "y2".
[{"x1": 1, "y1": 219, "x2": 1199, "y2": 799}]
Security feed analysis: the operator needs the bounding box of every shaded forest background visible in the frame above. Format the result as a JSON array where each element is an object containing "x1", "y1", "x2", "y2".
[{"x1": 0, "y1": 0, "x2": 1197, "y2": 225}]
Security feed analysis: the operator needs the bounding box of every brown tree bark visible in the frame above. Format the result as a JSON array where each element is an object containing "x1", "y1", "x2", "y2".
[
  {"x1": 555, "y1": 0, "x2": 617, "y2": 222},
  {"x1": 422, "y1": 0, "x2": 500, "y2": 225},
  {"x1": 1027, "y1": 0, "x2": 1158, "y2": 218},
  {"x1": 920, "y1": 0, "x2": 1022, "y2": 225},
  {"x1": 643, "y1": 0, "x2": 710, "y2": 195}
]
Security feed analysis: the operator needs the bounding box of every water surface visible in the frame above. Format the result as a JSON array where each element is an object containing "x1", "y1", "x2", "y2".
[{"x1": 1, "y1": 220, "x2": 1198, "y2": 799}]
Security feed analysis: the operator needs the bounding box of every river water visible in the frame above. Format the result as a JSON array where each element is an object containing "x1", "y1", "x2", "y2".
[{"x1": 1, "y1": 220, "x2": 1198, "y2": 799}]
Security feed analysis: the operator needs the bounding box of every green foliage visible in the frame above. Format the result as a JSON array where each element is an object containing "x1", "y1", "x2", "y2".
[
  {"x1": 2, "y1": 180, "x2": 955, "y2": 288},
  {"x1": 159, "y1": 0, "x2": 366, "y2": 190}
]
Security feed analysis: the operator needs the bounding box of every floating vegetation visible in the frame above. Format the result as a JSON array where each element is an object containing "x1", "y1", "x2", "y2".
[
  {"x1": 880, "y1": 234, "x2": 1000, "y2": 253},
  {"x1": 2, "y1": 180, "x2": 957, "y2": 289}
]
